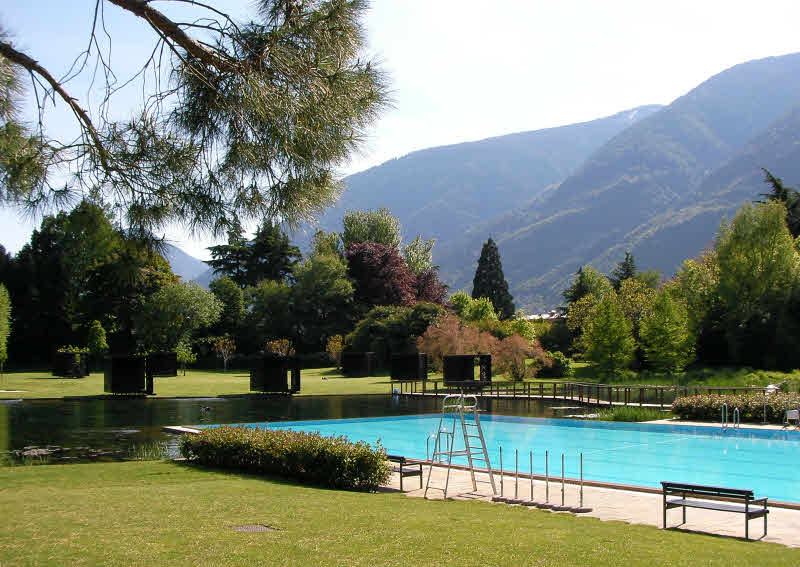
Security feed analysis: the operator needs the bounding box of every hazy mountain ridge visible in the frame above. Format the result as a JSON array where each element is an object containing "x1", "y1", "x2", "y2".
[
  {"x1": 302, "y1": 105, "x2": 663, "y2": 247},
  {"x1": 163, "y1": 244, "x2": 208, "y2": 281}
]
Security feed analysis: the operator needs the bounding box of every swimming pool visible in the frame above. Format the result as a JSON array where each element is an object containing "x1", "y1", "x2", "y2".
[{"x1": 202, "y1": 414, "x2": 800, "y2": 503}]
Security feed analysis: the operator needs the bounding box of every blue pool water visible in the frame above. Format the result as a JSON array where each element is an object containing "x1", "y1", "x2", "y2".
[{"x1": 203, "y1": 414, "x2": 800, "y2": 503}]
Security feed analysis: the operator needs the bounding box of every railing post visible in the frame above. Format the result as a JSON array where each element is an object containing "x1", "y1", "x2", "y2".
[
  {"x1": 639, "y1": 387, "x2": 644, "y2": 406},
  {"x1": 659, "y1": 388, "x2": 664, "y2": 409}
]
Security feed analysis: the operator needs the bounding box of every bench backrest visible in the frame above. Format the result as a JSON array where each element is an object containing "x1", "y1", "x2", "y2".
[
  {"x1": 661, "y1": 481, "x2": 754, "y2": 500},
  {"x1": 386, "y1": 454, "x2": 406, "y2": 463}
]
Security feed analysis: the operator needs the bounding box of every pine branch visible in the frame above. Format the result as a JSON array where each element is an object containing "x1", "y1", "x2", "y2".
[{"x1": 0, "y1": 40, "x2": 110, "y2": 170}]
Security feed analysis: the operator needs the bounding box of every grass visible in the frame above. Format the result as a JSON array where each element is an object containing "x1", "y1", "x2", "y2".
[
  {"x1": 3, "y1": 362, "x2": 799, "y2": 400},
  {"x1": 592, "y1": 406, "x2": 673, "y2": 422},
  {"x1": 0, "y1": 460, "x2": 797, "y2": 566},
  {"x1": 561, "y1": 363, "x2": 800, "y2": 391},
  {"x1": 0, "y1": 367, "x2": 395, "y2": 399}
]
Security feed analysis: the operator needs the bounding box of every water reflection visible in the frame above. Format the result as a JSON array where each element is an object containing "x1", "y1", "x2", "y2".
[{"x1": 0, "y1": 394, "x2": 572, "y2": 463}]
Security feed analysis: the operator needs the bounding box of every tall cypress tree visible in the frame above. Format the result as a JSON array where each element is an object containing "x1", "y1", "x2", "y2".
[{"x1": 471, "y1": 238, "x2": 515, "y2": 319}]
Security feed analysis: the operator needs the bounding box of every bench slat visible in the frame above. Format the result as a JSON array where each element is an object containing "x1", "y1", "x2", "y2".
[
  {"x1": 661, "y1": 481, "x2": 753, "y2": 499},
  {"x1": 666, "y1": 498, "x2": 768, "y2": 516}
]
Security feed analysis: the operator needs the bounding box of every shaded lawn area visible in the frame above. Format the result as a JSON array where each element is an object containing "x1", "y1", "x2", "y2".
[
  {"x1": 0, "y1": 461, "x2": 797, "y2": 567},
  {"x1": 0, "y1": 368, "x2": 394, "y2": 399}
]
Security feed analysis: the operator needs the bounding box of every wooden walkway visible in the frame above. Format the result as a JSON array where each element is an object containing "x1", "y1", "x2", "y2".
[{"x1": 393, "y1": 380, "x2": 769, "y2": 410}]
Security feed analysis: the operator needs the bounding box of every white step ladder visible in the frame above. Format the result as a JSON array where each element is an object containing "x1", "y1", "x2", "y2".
[{"x1": 424, "y1": 393, "x2": 497, "y2": 499}]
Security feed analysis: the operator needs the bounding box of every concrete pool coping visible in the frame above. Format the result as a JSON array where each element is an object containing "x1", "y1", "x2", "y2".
[
  {"x1": 645, "y1": 418, "x2": 800, "y2": 431},
  {"x1": 164, "y1": 423, "x2": 800, "y2": 511},
  {"x1": 403, "y1": 466, "x2": 800, "y2": 547}
]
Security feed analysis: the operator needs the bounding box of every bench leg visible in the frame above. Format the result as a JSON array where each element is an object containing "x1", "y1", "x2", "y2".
[
  {"x1": 682, "y1": 505, "x2": 686, "y2": 526},
  {"x1": 745, "y1": 516, "x2": 748, "y2": 540},
  {"x1": 764, "y1": 513, "x2": 767, "y2": 538},
  {"x1": 419, "y1": 466, "x2": 423, "y2": 489},
  {"x1": 399, "y1": 469, "x2": 403, "y2": 492}
]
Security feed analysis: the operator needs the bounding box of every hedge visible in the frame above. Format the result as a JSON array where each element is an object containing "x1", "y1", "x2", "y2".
[
  {"x1": 179, "y1": 425, "x2": 390, "y2": 492},
  {"x1": 672, "y1": 392, "x2": 800, "y2": 423}
]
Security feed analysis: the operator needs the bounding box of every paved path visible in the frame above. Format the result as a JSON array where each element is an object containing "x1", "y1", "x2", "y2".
[{"x1": 385, "y1": 465, "x2": 800, "y2": 547}]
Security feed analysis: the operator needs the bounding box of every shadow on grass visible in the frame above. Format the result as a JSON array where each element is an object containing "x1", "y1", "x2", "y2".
[
  {"x1": 170, "y1": 459, "x2": 388, "y2": 495},
  {"x1": 665, "y1": 526, "x2": 766, "y2": 543}
]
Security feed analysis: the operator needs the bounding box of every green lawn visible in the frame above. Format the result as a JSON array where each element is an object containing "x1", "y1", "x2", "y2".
[
  {"x1": 3, "y1": 363, "x2": 799, "y2": 400},
  {"x1": 567, "y1": 363, "x2": 800, "y2": 390},
  {"x1": 0, "y1": 368, "x2": 395, "y2": 399},
  {"x1": 0, "y1": 460, "x2": 796, "y2": 566}
]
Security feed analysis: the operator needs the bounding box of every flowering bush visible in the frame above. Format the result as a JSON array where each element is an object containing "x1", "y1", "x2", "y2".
[
  {"x1": 416, "y1": 315, "x2": 498, "y2": 371},
  {"x1": 180, "y1": 425, "x2": 390, "y2": 492},
  {"x1": 493, "y1": 335, "x2": 549, "y2": 381},
  {"x1": 672, "y1": 392, "x2": 800, "y2": 423},
  {"x1": 326, "y1": 334, "x2": 344, "y2": 367}
]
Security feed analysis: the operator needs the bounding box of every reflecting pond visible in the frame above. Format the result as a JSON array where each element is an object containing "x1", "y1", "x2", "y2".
[{"x1": 0, "y1": 395, "x2": 575, "y2": 463}]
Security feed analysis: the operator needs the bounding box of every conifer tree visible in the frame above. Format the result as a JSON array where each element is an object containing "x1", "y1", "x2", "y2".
[
  {"x1": 610, "y1": 251, "x2": 637, "y2": 290},
  {"x1": 562, "y1": 265, "x2": 612, "y2": 307},
  {"x1": 471, "y1": 238, "x2": 515, "y2": 319}
]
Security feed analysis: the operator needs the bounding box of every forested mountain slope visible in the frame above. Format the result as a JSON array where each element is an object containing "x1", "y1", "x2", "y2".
[{"x1": 437, "y1": 53, "x2": 800, "y2": 310}]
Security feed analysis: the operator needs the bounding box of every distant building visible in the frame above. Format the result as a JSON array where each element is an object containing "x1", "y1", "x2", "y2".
[{"x1": 526, "y1": 310, "x2": 563, "y2": 320}]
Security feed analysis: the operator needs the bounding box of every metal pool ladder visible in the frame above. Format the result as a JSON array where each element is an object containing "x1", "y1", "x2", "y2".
[
  {"x1": 721, "y1": 403, "x2": 741, "y2": 430},
  {"x1": 424, "y1": 393, "x2": 497, "y2": 499}
]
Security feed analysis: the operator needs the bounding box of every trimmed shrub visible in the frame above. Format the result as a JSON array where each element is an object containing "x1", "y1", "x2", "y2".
[
  {"x1": 672, "y1": 392, "x2": 800, "y2": 423},
  {"x1": 538, "y1": 351, "x2": 572, "y2": 378},
  {"x1": 179, "y1": 425, "x2": 390, "y2": 491}
]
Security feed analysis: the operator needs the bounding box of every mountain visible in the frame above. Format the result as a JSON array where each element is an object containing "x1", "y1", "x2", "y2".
[
  {"x1": 163, "y1": 244, "x2": 208, "y2": 281},
  {"x1": 304, "y1": 105, "x2": 662, "y2": 247},
  {"x1": 436, "y1": 52, "x2": 800, "y2": 310},
  {"x1": 191, "y1": 267, "x2": 216, "y2": 288}
]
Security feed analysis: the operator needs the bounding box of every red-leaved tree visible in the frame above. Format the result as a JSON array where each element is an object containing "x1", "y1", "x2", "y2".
[
  {"x1": 346, "y1": 242, "x2": 416, "y2": 308},
  {"x1": 414, "y1": 268, "x2": 448, "y2": 304}
]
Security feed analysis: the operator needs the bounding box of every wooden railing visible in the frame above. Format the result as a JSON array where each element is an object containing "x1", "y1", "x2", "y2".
[{"x1": 391, "y1": 380, "x2": 768, "y2": 409}]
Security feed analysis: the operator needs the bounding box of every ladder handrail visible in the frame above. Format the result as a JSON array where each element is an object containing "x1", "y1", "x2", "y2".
[{"x1": 721, "y1": 403, "x2": 728, "y2": 429}]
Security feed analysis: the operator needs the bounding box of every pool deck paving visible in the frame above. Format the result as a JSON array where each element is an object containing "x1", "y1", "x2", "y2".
[{"x1": 388, "y1": 465, "x2": 800, "y2": 548}]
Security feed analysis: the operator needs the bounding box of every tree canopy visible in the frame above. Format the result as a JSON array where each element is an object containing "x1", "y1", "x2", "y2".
[
  {"x1": 0, "y1": 0, "x2": 389, "y2": 238},
  {"x1": 341, "y1": 207, "x2": 403, "y2": 250},
  {"x1": 134, "y1": 281, "x2": 222, "y2": 350},
  {"x1": 206, "y1": 220, "x2": 301, "y2": 287}
]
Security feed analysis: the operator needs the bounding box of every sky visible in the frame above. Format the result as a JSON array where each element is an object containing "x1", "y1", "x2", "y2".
[{"x1": 3, "y1": 0, "x2": 800, "y2": 260}]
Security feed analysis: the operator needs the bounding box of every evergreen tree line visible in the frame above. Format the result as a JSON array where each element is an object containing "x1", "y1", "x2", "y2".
[
  {"x1": 0, "y1": 205, "x2": 449, "y2": 368},
  {"x1": 562, "y1": 171, "x2": 800, "y2": 376}
]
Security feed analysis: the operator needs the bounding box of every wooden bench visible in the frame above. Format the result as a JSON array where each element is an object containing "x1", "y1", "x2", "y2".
[
  {"x1": 661, "y1": 481, "x2": 768, "y2": 540},
  {"x1": 387, "y1": 454, "x2": 423, "y2": 491}
]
